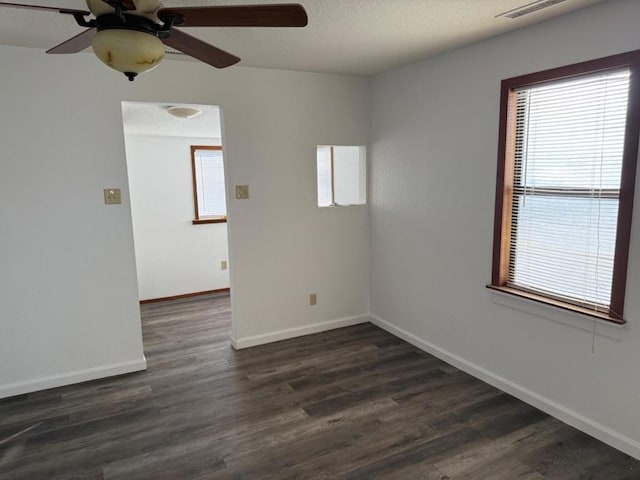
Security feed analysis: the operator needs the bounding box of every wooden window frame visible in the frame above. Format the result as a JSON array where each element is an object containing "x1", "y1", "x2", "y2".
[
  {"x1": 488, "y1": 50, "x2": 640, "y2": 325},
  {"x1": 191, "y1": 145, "x2": 227, "y2": 225}
]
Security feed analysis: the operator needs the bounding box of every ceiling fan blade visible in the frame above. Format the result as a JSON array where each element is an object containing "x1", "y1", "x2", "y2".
[
  {"x1": 0, "y1": 1, "x2": 89, "y2": 15},
  {"x1": 46, "y1": 28, "x2": 96, "y2": 54},
  {"x1": 163, "y1": 29, "x2": 240, "y2": 69},
  {"x1": 158, "y1": 3, "x2": 308, "y2": 28}
]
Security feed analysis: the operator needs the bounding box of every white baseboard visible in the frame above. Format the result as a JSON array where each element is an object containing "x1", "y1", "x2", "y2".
[
  {"x1": 231, "y1": 315, "x2": 369, "y2": 350},
  {"x1": 0, "y1": 357, "x2": 147, "y2": 399},
  {"x1": 370, "y1": 314, "x2": 640, "y2": 460}
]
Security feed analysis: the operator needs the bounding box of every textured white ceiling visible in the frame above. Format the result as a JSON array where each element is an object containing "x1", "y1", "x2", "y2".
[
  {"x1": 122, "y1": 101, "x2": 221, "y2": 137},
  {"x1": 0, "y1": 0, "x2": 607, "y2": 75}
]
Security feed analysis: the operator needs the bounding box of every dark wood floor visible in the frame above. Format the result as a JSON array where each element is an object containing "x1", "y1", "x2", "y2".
[{"x1": 1, "y1": 294, "x2": 639, "y2": 479}]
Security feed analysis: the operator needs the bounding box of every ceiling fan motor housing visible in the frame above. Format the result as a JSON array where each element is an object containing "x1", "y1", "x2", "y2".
[{"x1": 86, "y1": 0, "x2": 163, "y2": 22}]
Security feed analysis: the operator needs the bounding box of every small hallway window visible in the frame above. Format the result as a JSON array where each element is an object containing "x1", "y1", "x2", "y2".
[{"x1": 317, "y1": 145, "x2": 367, "y2": 207}]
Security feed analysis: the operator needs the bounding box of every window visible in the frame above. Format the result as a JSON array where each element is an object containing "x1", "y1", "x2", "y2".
[
  {"x1": 191, "y1": 146, "x2": 227, "y2": 224},
  {"x1": 489, "y1": 51, "x2": 640, "y2": 324},
  {"x1": 317, "y1": 145, "x2": 366, "y2": 207}
]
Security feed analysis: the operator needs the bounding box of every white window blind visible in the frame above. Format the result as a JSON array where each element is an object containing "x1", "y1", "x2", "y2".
[
  {"x1": 194, "y1": 148, "x2": 227, "y2": 217},
  {"x1": 317, "y1": 145, "x2": 333, "y2": 207},
  {"x1": 509, "y1": 69, "x2": 630, "y2": 310}
]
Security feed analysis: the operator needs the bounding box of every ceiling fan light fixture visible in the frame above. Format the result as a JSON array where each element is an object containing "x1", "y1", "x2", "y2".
[
  {"x1": 166, "y1": 106, "x2": 203, "y2": 119},
  {"x1": 0, "y1": 0, "x2": 309, "y2": 80},
  {"x1": 91, "y1": 28, "x2": 165, "y2": 81}
]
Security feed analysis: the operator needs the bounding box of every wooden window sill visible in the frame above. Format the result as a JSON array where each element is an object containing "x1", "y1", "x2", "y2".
[
  {"x1": 486, "y1": 284, "x2": 626, "y2": 325},
  {"x1": 192, "y1": 218, "x2": 227, "y2": 225}
]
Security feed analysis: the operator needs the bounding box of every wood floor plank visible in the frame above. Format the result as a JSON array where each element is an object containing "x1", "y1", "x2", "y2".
[{"x1": 1, "y1": 293, "x2": 639, "y2": 479}]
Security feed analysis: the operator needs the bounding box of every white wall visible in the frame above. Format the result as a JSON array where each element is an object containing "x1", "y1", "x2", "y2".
[
  {"x1": 0, "y1": 45, "x2": 369, "y2": 397},
  {"x1": 369, "y1": 0, "x2": 640, "y2": 458},
  {"x1": 124, "y1": 134, "x2": 230, "y2": 301}
]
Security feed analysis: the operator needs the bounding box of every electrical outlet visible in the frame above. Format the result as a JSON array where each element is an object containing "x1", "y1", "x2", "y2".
[
  {"x1": 235, "y1": 185, "x2": 250, "y2": 199},
  {"x1": 309, "y1": 293, "x2": 317, "y2": 306},
  {"x1": 103, "y1": 188, "x2": 122, "y2": 205},
  {"x1": 221, "y1": 260, "x2": 228, "y2": 270}
]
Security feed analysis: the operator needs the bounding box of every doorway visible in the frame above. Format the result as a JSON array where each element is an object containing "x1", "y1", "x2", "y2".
[{"x1": 121, "y1": 101, "x2": 232, "y2": 335}]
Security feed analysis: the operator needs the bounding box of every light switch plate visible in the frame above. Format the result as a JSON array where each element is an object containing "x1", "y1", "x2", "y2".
[
  {"x1": 221, "y1": 260, "x2": 228, "y2": 270},
  {"x1": 104, "y1": 188, "x2": 122, "y2": 205},
  {"x1": 235, "y1": 185, "x2": 249, "y2": 199}
]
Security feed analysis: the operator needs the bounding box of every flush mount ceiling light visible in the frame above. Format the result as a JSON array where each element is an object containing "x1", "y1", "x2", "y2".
[
  {"x1": 0, "y1": 0, "x2": 308, "y2": 82},
  {"x1": 166, "y1": 106, "x2": 202, "y2": 119}
]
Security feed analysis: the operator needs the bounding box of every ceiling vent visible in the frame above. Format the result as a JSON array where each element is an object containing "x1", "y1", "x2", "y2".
[{"x1": 496, "y1": 0, "x2": 568, "y2": 19}]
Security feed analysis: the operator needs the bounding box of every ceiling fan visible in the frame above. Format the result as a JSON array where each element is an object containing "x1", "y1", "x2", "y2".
[{"x1": 0, "y1": 0, "x2": 308, "y2": 80}]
